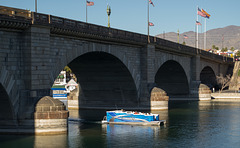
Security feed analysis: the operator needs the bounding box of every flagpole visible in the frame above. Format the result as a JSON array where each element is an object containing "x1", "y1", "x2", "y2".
[
  {"x1": 195, "y1": 22, "x2": 196, "y2": 48},
  {"x1": 148, "y1": 0, "x2": 150, "y2": 43},
  {"x1": 86, "y1": 0, "x2": 87, "y2": 23},
  {"x1": 204, "y1": 17, "x2": 206, "y2": 50},
  {"x1": 201, "y1": 18, "x2": 202, "y2": 49},
  {"x1": 35, "y1": 0, "x2": 37, "y2": 13},
  {"x1": 196, "y1": 6, "x2": 199, "y2": 50},
  {"x1": 177, "y1": 29, "x2": 179, "y2": 43}
]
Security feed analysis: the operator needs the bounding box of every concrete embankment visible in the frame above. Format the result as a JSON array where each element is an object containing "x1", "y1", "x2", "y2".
[{"x1": 211, "y1": 92, "x2": 240, "y2": 101}]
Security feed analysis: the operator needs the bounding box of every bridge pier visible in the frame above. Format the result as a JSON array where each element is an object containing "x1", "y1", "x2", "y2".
[
  {"x1": 139, "y1": 44, "x2": 169, "y2": 110},
  {"x1": 34, "y1": 96, "x2": 69, "y2": 135},
  {"x1": 190, "y1": 55, "x2": 211, "y2": 100},
  {"x1": 0, "y1": 96, "x2": 69, "y2": 135},
  {"x1": 190, "y1": 81, "x2": 211, "y2": 100},
  {"x1": 150, "y1": 87, "x2": 169, "y2": 110}
]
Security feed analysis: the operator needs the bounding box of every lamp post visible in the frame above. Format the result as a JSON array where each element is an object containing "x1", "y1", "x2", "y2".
[{"x1": 107, "y1": 4, "x2": 111, "y2": 28}]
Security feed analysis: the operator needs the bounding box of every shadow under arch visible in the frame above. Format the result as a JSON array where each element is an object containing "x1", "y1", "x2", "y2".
[
  {"x1": 200, "y1": 66, "x2": 217, "y2": 89},
  {"x1": 155, "y1": 60, "x2": 189, "y2": 98},
  {"x1": 0, "y1": 83, "x2": 15, "y2": 126},
  {"x1": 68, "y1": 51, "x2": 138, "y2": 118}
]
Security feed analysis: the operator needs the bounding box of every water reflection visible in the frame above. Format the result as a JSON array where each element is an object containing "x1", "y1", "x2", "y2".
[
  {"x1": 34, "y1": 135, "x2": 68, "y2": 148},
  {"x1": 68, "y1": 121, "x2": 106, "y2": 148},
  {"x1": 102, "y1": 124, "x2": 166, "y2": 148},
  {"x1": 0, "y1": 135, "x2": 34, "y2": 148}
]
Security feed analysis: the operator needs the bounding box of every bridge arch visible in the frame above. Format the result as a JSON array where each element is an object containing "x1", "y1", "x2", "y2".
[
  {"x1": 0, "y1": 67, "x2": 18, "y2": 124},
  {"x1": 49, "y1": 41, "x2": 141, "y2": 99},
  {"x1": 51, "y1": 50, "x2": 138, "y2": 107},
  {"x1": 69, "y1": 51, "x2": 138, "y2": 106},
  {"x1": 0, "y1": 83, "x2": 15, "y2": 123},
  {"x1": 155, "y1": 60, "x2": 189, "y2": 97},
  {"x1": 200, "y1": 66, "x2": 217, "y2": 89}
]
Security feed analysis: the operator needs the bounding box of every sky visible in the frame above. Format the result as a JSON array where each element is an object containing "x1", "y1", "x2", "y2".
[{"x1": 1, "y1": 0, "x2": 240, "y2": 36}]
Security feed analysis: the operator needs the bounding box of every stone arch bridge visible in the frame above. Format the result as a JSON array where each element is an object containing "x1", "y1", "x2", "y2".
[{"x1": 0, "y1": 6, "x2": 234, "y2": 133}]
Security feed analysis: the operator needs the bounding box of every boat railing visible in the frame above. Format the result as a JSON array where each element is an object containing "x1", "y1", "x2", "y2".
[{"x1": 102, "y1": 116, "x2": 107, "y2": 121}]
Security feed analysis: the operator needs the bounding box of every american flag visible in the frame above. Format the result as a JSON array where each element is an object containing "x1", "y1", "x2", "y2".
[
  {"x1": 149, "y1": 22, "x2": 154, "y2": 26},
  {"x1": 184, "y1": 35, "x2": 188, "y2": 39},
  {"x1": 87, "y1": 1, "x2": 94, "y2": 6},
  {"x1": 197, "y1": 8, "x2": 206, "y2": 18},
  {"x1": 196, "y1": 21, "x2": 202, "y2": 25},
  {"x1": 149, "y1": 0, "x2": 154, "y2": 7}
]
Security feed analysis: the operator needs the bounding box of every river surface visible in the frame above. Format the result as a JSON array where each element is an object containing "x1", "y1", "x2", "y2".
[{"x1": 0, "y1": 101, "x2": 240, "y2": 148}]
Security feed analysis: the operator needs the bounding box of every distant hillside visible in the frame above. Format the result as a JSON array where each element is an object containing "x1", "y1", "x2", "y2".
[{"x1": 156, "y1": 25, "x2": 240, "y2": 50}]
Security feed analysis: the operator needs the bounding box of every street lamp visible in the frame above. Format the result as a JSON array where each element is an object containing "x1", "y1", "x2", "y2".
[{"x1": 106, "y1": 4, "x2": 111, "y2": 28}]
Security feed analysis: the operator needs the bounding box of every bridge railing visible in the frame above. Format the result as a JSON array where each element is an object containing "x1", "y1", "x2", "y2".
[
  {"x1": 32, "y1": 12, "x2": 148, "y2": 44},
  {"x1": 154, "y1": 36, "x2": 198, "y2": 53},
  {"x1": 0, "y1": 6, "x2": 32, "y2": 18},
  {"x1": 0, "y1": 6, "x2": 233, "y2": 63},
  {"x1": 33, "y1": 12, "x2": 232, "y2": 62},
  {"x1": 153, "y1": 35, "x2": 233, "y2": 62},
  {"x1": 0, "y1": 6, "x2": 32, "y2": 29},
  {"x1": 200, "y1": 49, "x2": 233, "y2": 62}
]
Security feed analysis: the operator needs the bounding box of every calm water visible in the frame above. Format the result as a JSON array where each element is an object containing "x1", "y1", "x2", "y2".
[{"x1": 1, "y1": 101, "x2": 240, "y2": 148}]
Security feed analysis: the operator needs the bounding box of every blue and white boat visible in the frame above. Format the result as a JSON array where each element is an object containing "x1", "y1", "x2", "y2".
[{"x1": 102, "y1": 110, "x2": 166, "y2": 126}]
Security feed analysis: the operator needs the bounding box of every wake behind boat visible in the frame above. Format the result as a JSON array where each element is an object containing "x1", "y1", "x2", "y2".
[{"x1": 102, "y1": 110, "x2": 166, "y2": 126}]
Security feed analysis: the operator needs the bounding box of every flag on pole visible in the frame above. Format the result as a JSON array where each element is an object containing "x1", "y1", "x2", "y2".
[
  {"x1": 149, "y1": 0, "x2": 154, "y2": 7},
  {"x1": 87, "y1": 1, "x2": 94, "y2": 6},
  {"x1": 149, "y1": 22, "x2": 154, "y2": 26},
  {"x1": 196, "y1": 21, "x2": 202, "y2": 25},
  {"x1": 197, "y1": 7, "x2": 206, "y2": 18},
  {"x1": 201, "y1": 9, "x2": 211, "y2": 19},
  {"x1": 184, "y1": 35, "x2": 188, "y2": 39}
]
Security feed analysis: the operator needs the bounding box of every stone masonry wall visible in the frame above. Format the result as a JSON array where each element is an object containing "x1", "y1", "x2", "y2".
[{"x1": 0, "y1": 29, "x2": 25, "y2": 120}]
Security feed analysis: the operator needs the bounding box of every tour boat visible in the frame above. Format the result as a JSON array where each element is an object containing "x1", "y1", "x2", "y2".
[{"x1": 102, "y1": 110, "x2": 166, "y2": 126}]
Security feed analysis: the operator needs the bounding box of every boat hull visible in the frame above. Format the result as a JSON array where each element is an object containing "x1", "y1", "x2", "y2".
[{"x1": 104, "y1": 120, "x2": 166, "y2": 126}]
